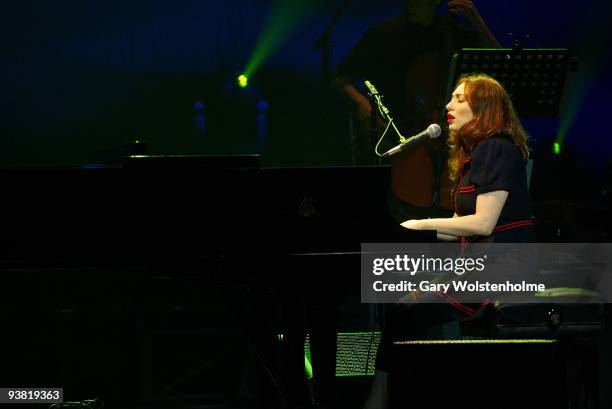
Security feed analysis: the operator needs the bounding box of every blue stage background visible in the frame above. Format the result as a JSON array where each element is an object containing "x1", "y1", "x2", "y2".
[{"x1": 2, "y1": 1, "x2": 610, "y2": 189}]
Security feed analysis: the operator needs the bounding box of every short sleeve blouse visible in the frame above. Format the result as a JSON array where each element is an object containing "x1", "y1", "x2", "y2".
[{"x1": 454, "y1": 134, "x2": 534, "y2": 243}]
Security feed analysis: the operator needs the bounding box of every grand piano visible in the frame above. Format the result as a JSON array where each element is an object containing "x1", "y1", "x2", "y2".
[
  {"x1": 0, "y1": 154, "x2": 434, "y2": 271},
  {"x1": 0, "y1": 155, "x2": 435, "y2": 407}
]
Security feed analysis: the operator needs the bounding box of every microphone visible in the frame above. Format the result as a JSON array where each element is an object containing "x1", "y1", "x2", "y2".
[{"x1": 381, "y1": 123, "x2": 442, "y2": 157}]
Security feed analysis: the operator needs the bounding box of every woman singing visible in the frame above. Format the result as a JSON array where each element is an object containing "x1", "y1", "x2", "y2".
[{"x1": 364, "y1": 74, "x2": 535, "y2": 409}]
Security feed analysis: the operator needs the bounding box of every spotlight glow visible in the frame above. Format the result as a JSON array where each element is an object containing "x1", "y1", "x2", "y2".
[
  {"x1": 237, "y1": 74, "x2": 248, "y2": 88},
  {"x1": 243, "y1": 0, "x2": 322, "y2": 79}
]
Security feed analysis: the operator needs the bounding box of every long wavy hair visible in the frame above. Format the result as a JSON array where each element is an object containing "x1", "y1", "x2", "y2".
[{"x1": 447, "y1": 74, "x2": 529, "y2": 181}]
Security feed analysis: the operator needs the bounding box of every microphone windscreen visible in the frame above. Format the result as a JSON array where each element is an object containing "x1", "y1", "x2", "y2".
[{"x1": 426, "y1": 123, "x2": 442, "y2": 139}]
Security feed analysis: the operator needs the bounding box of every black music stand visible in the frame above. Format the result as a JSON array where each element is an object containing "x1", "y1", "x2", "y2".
[
  {"x1": 445, "y1": 48, "x2": 571, "y2": 117},
  {"x1": 431, "y1": 48, "x2": 571, "y2": 207}
]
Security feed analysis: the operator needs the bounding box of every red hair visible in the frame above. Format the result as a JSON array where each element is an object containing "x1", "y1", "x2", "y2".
[{"x1": 447, "y1": 74, "x2": 529, "y2": 181}]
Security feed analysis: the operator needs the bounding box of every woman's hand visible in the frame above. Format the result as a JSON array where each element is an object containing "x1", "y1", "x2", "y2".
[{"x1": 400, "y1": 219, "x2": 426, "y2": 230}]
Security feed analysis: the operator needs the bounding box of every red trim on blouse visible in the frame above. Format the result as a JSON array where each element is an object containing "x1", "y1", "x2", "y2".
[
  {"x1": 492, "y1": 219, "x2": 534, "y2": 233},
  {"x1": 453, "y1": 158, "x2": 470, "y2": 214},
  {"x1": 433, "y1": 291, "x2": 477, "y2": 315},
  {"x1": 459, "y1": 219, "x2": 533, "y2": 257},
  {"x1": 460, "y1": 236, "x2": 468, "y2": 257},
  {"x1": 459, "y1": 185, "x2": 476, "y2": 193}
]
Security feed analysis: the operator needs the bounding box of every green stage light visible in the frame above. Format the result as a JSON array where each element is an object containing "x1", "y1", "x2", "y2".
[
  {"x1": 553, "y1": 142, "x2": 561, "y2": 155},
  {"x1": 557, "y1": 5, "x2": 610, "y2": 145},
  {"x1": 237, "y1": 74, "x2": 248, "y2": 88},
  {"x1": 243, "y1": 0, "x2": 322, "y2": 79},
  {"x1": 304, "y1": 353, "x2": 313, "y2": 379}
]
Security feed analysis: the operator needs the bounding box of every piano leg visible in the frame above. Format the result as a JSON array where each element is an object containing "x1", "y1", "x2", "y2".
[
  {"x1": 279, "y1": 288, "x2": 340, "y2": 409},
  {"x1": 308, "y1": 301, "x2": 338, "y2": 408}
]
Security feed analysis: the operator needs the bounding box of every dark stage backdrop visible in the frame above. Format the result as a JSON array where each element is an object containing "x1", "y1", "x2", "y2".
[
  {"x1": 1, "y1": 2, "x2": 611, "y2": 407},
  {"x1": 1, "y1": 0, "x2": 611, "y2": 177}
]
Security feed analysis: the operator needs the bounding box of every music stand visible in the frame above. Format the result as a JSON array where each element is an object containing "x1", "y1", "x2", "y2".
[{"x1": 445, "y1": 48, "x2": 571, "y2": 117}]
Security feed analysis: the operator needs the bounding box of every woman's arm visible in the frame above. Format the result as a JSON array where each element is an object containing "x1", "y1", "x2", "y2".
[
  {"x1": 436, "y1": 213, "x2": 460, "y2": 241},
  {"x1": 449, "y1": 0, "x2": 501, "y2": 48},
  {"x1": 402, "y1": 190, "x2": 508, "y2": 237},
  {"x1": 436, "y1": 233, "x2": 459, "y2": 242}
]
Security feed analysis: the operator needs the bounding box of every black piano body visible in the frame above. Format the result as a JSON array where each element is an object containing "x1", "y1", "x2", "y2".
[
  {"x1": 0, "y1": 156, "x2": 434, "y2": 270},
  {"x1": 0, "y1": 156, "x2": 435, "y2": 406}
]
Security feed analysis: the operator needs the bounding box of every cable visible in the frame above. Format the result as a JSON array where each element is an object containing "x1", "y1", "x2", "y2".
[
  {"x1": 374, "y1": 119, "x2": 393, "y2": 156},
  {"x1": 368, "y1": 91, "x2": 405, "y2": 157}
]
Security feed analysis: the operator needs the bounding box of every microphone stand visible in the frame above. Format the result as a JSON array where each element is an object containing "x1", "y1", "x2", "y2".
[
  {"x1": 365, "y1": 88, "x2": 405, "y2": 145},
  {"x1": 366, "y1": 92, "x2": 382, "y2": 160}
]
